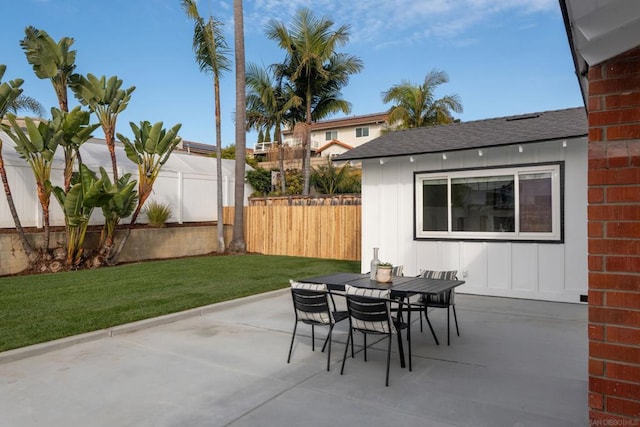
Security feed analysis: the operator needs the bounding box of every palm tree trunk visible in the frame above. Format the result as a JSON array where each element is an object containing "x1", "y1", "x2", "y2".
[
  {"x1": 0, "y1": 153, "x2": 36, "y2": 261},
  {"x1": 276, "y1": 124, "x2": 286, "y2": 194},
  {"x1": 214, "y1": 75, "x2": 225, "y2": 253},
  {"x1": 229, "y1": 0, "x2": 247, "y2": 253},
  {"x1": 302, "y1": 91, "x2": 312, "y2": 195}
]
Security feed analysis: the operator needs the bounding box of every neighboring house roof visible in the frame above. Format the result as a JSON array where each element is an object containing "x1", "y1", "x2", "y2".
[
  {"x1": 336, "y1": 107, "x2": 587, "y2": 161},
  {"x1": 282, "y1": 112, "x2": 388, "y2": 135},
  {"x1": 179, "y1": 140, "x2": 216, "y2": 156},
  {"x1": 316, "y1": 139, "x2": 353, "y2": 154}
]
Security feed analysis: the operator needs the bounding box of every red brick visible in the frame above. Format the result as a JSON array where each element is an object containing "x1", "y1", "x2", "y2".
[
  {"x1": 613, "y1": 46, "x2": 640, "y2": 60},
  {"x1": 589, "y1": 97, "x2": 603, "y2": 112},
  {"x1": 630, "y1": 144, "x2": 640, "y2": 166},
  {"x1": 606, "y1": 396, "x2": 640, "y2": 418},
  {"x1": 606, "y1": 186, "x2": 640, "y2": 202},
  {"x1": 589, "y1": 76, "x2": 640, "y2": 96},
  {"x1": 589, "y1": 255, "x2": 604, "y2": 270},
  {"x1": 590, "y1": 239, "x2": 640, "y2": 256},
  {"x1": 589, "y1": 66, "x2": 603, "y2": 80},
  {"x1": 606, "y1": 291, "x2": 640, "y2": 309},
  {"x1": 589, "y1": 306, "x2": 640, "y2": 328},
  {"x1": 590, "y1": 272, "x2": 640, "y2": 291},
  {"x1": 589, "y1": 323, "x2": 606, "y2": 340},
  {"x1": 590, "y1": 158, "x2": 609, "y2": 169},
  {"x1": 589, "y1": 222, "x2": 604, "y2": 237},
  {"x1": 589, "y1": 188, "x2": 605, "y2": 203},
  {"x1": 589, "y1": 170, "x2": 607, "y2": 186},
  {"x1": 606, "y1": 59, "x2": 640, "y2": 78},
  {"x1": 608, "y1": 326, "x2": 640, "y2": 346},
  {"x1": 589, "y1": 141, "x2": 608, "y2": 168},
  {"x1": 590, "y1": 358, "x2": 605, "y2": 376},
  {"x1": 588, "y1": 205, "x2": 640, "y2": 221},
  {"x1": 606, "y1": 256, "x2": 640, "y2": 273},
  {"x1": 607, "y1": 222, "x2": 640, "y2": 238},
  {"x1": 607, "y1": 168, "x2": 640, "y2": 185},
  {"x1": 589, "y1": 128, "x2": 604, "y2": 143},
  {"x1": 590, "y1": 391, "x2": 605, "y2": 409},
  {"x1": 589, "y1": 168, "x2": 640, "y2": 186},
  {"x1": 590, "y1": 376, "x2": 640, "y2": 400},
  {"x1": 608, "y1": 124, "x2": 640, "y2": 140},
  {"x1": 607, "y1": 361, "x2": 640, "y2": 383},
  {"x1": 590, "y1": 109, "x2": 640, "y2": 127},
  {"x1": 590, "y1": 290, "x2": 605, "y2": 306},
  {"x1": 590, "y1": 341, "x2": 640, "y2": 365},
  {"x1": 606, "y1": 93, "x2": 640, "y2": 109}
]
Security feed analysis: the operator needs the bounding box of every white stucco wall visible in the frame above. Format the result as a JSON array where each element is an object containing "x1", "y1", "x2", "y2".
[
  {"x1": 360, "y1": 137, "x2": 588, "y2": 303},
  {"x1": 309, "y1": 122, "x2": 388, "y2": 150}
]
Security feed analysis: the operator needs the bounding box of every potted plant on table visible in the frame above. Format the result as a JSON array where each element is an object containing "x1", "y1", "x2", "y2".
[{"x1": 376, "y1": 262, "x2": 393, "y2": 283}]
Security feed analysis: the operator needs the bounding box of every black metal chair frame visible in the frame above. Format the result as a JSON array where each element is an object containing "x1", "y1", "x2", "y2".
[
  {"x1": 288, "y1": 287, "x2": 352, "y2": 371},
  {"x1": 405, "y1": 272, "x2": 460, "y2": 346},
  {"x1": 422, "y1": 288, "x2": 459, "y2": 346},
  {"x1": 340, "y1": 293, "x2": 411, "y2": 386}
]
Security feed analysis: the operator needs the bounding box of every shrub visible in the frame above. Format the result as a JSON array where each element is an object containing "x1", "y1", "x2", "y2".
[
  {"x1": 245, "y1": 167, "x2": 272, "y2": 196},
  {"x1": 142, "y1": 201, "x2": 172, "y2": 227}
]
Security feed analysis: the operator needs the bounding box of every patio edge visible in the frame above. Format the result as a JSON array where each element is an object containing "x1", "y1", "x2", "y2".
[{"x1": 0, "y1": 288, "x2": 289, "y2": 365}]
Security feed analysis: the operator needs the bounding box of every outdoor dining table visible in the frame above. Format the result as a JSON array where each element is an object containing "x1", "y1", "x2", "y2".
[{"x1": 297, "y1": 272, "x2": 466, "y2": 371}]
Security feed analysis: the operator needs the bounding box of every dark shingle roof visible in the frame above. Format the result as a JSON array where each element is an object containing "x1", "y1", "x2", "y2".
[{"x1": 336, "y1": 107, "x2": 587, "y2": 161}]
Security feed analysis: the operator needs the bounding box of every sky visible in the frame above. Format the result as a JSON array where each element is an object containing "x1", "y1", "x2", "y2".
[{"x1": 1, "y1": 0, "x2": 583, "y2": 148}]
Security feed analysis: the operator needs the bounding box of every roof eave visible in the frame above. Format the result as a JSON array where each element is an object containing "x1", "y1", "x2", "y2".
[{"x1": 335, "y1": 133, "x2": 588, "y2": 162}]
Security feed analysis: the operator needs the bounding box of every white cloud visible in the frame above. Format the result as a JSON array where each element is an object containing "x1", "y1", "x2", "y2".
[{"x1": 233, "y1": 0, "x2": 557, "y2": 50}]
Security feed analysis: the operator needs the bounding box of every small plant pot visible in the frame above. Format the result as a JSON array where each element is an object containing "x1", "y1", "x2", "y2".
[{"x1": 376, "y1": 266, "x2": 393, "y2": 283}]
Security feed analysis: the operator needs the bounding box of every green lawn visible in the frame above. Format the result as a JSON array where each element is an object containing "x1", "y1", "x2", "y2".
[{"x1": 0, "y1": 254, "x2": 360, "y2": 352}]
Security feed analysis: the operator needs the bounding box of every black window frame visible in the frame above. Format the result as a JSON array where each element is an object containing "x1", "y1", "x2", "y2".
[{"x1": 413, "y1": 162, "x2": 565, "y2": 243}]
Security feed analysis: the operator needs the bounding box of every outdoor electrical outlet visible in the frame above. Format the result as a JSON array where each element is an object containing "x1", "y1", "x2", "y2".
[{"x1": 462, "y1": 270, "x2": 468, "y2": 278}]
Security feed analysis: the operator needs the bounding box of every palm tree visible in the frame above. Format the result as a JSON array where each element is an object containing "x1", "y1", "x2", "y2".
[
  {"x1": 7, "y1": 94, "x2": 45, "y2": 117},
  {"x1": 0, "y1": 65, "x2": 37, "y2": 263},
  {"x1": 229, "y1": 0, "x2": 247, "y2": 253},
  {"x1": 181, "y1": 0, "x2": 231, "y2": 254},
  {"x1": 70, "y1": 74, "x2": 135, "y2": 181},
  {"x1": 246, "y1": 63, "x2": 301, "y2": 193},
  {"x1": 382, "y1": 69, "x2": 463, "y2": 129},
  {"x1": 266, "y1": 8, "x2": 363, "y2": 195}
]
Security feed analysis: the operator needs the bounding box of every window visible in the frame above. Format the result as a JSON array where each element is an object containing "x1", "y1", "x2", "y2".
[
  {"x1": 325, "y1": 130, "x2": 337, "y2": 141},
  {"x1": 415, "y1": 163, "x2": 562, "y2": 241},
  {"x1": 356, "y1": 127, "x2": 369, "y2": 138}
]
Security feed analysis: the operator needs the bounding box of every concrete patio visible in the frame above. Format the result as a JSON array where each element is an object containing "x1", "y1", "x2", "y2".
[{"x1": 0, "y1": 290, "x2": 587, "y2": 426}]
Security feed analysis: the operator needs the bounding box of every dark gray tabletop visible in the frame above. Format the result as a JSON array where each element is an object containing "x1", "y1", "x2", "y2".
[{"x1": 298, "y1": 273, "x2": 465, "y2": 296}]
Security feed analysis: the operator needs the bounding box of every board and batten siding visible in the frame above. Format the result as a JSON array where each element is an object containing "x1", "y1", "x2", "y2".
[{"x1": 360, "y1": 137, "x2": 588, "y2": 303}]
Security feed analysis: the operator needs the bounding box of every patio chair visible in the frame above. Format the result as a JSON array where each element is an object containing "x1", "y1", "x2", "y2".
[
  {"x1": 392, "y1": 265, "x2": 404, "y2": 277},
  {"x1": 287, "y1": 281, "x2": 352, "y2": 371},
  {"x1": 414, "y1": 270, "x2": 460, "y2": 346},
  {"x1": 340, "y1": 285, "x2": 411, "y2": 386}
]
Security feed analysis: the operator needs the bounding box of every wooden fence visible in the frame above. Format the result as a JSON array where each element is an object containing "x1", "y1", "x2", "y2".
[{"x1": 223, "y1": 204, "x2": 361, "y2": 261}]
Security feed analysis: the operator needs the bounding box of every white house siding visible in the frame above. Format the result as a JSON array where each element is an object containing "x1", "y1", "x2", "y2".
[{"x1": 360, "y1": 137, "x2": 588, "y2": 303}]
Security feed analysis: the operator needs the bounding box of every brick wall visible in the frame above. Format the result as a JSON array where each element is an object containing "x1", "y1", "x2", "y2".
[{"x1": 588, "y1": 46, "x2": 640, "y2": 423}]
